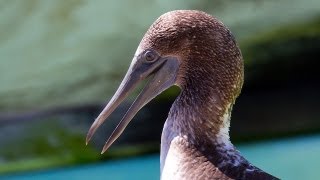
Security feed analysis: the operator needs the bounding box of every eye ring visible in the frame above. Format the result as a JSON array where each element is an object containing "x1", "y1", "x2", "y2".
[{"x1": 144, "y1": 50, "x2": 158, "y2": 62}]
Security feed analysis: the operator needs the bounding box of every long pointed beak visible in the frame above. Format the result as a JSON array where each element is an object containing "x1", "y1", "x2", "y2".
[{"x1": 86, "y1": 55, "x2": 180, "y2": 154}]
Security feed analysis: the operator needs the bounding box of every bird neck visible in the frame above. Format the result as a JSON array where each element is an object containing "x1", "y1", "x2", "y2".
[
  {"x1": 166, "y1": 80, "x2": 235, "y2": 150},
  {"x1": 160, "y1": 84, "x2": 272, "y2": 179},
  {"x1": 161, "y1": 87, "x2": 239, "y2": 166}
]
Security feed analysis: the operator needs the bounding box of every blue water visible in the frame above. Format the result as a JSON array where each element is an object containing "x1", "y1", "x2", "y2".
[{"x1": 2, "y1": 135, "x2": 320, "y2": 180}]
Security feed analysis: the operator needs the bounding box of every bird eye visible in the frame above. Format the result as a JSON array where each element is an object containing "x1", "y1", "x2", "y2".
[{"x1": 144, "y1": 50, "x2": 157, "y2": 62}]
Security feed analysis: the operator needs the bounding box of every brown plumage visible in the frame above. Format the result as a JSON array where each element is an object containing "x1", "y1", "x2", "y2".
[
  {"x1": 140, "y1": 10, "x2": 243, "y2": 135},
  {"x1": 86, "y1": 10, "x2": 279, "y2": 180}
]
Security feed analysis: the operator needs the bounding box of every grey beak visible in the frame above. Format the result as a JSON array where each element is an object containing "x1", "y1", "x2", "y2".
[{"x1": 86, "y1": 54, "x2": 180, "y2": 154}]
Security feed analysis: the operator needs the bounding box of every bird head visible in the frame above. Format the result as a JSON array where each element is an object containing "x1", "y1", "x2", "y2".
[{"x1": 86, "y1": 10, "x2": 243, "y2": 153}]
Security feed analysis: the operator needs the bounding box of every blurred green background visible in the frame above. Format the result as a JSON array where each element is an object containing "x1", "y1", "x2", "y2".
[{"x1": 0, "y1": 0, "x2": 319, "y2": 179}]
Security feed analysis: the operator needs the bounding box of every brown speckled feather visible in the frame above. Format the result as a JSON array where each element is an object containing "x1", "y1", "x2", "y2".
[{"x1": 138, "y1": 10, "x2": 279, "y2": 180}]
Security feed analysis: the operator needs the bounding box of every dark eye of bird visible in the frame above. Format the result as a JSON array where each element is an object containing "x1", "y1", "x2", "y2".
[{"x1": 144, "y1": 50, "x2": 157, "y2": 62}]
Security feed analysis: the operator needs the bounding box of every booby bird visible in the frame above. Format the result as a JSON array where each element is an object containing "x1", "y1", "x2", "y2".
[{"x1": 86, "y1": 10, "x2": 278, "y2": 180}]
